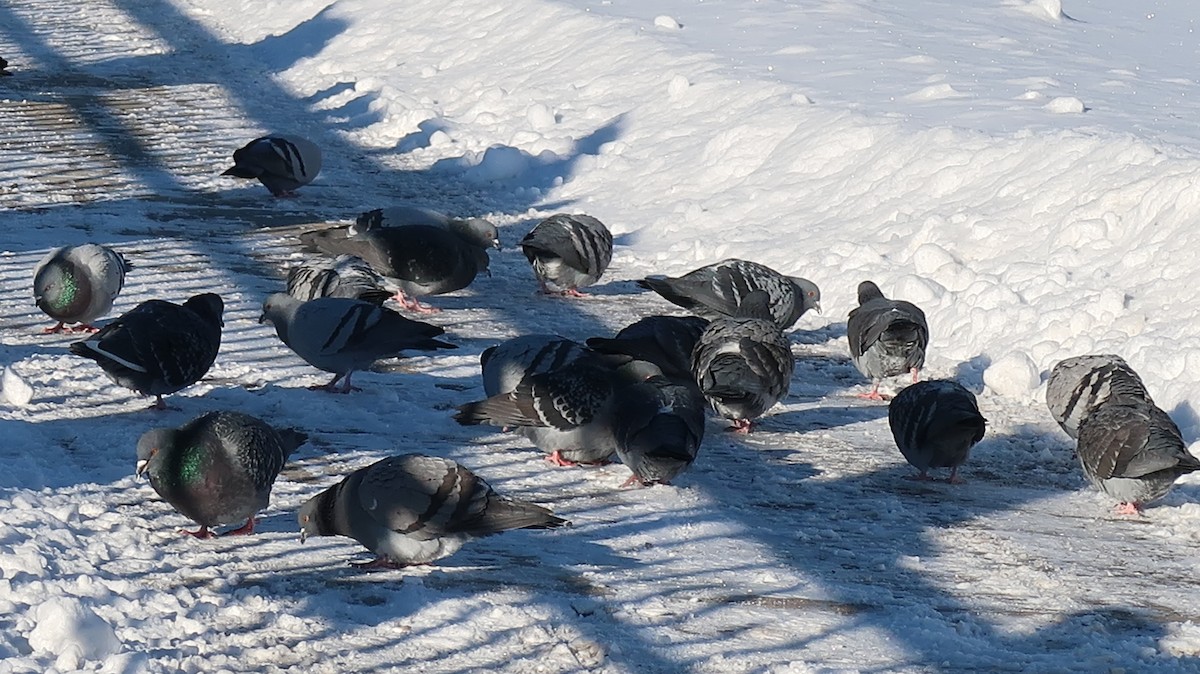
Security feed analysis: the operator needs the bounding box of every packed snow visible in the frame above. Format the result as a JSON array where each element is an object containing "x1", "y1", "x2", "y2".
[{"x1": 2, "y1": 0, "x2": 1200, "y2": 671}]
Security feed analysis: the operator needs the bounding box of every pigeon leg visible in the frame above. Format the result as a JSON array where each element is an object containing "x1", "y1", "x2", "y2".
[
  {"x1": 180, "y1": 526, "x2": 216, "y2": 539},
  {"x1": 70, "y1": 323, "x2": 99, "y2": 333},
  {"x1": 351, "y1": 556, "x2": 408, "y2": 570},
  {"x1": 560, "y1": 288, "x2": 588, "y2": 298},
  {"x1": 1114, "y1": 502, "x2": 1143, "y2": 516},
  {"x1": 222, "y1": 517, "x2": 256, "y2": 536},
  {"x1": 394, "y1": 291, "x2": 441, "y2": 314},
  {"x1": 310, "y1": 373, "x2": 357, "y2": 393},
  {"x1": 904, "y1": 471, "x2": 935, "y2": 482},
  {"x1": 621, "y1": 474, "x2": 646, "y2": 488},
  {"x1": 546, "y1": 450, "x2": 580, "y2": 467},
  {"x1": 856, "y1": 381, "x2": 887, "y2": 401},
  {"x1": 726, "y1": 418, "x2": 753, "y2": 434},
  {"x1": 946, "y1": 467, "x2": 966, "y2": 485},
  {"x1": 41, "y1": 322, "x2": 69, "y2": 334},
  {"x1": 148, "y1": 395, "x2": 170, "y2": 411},
  {"x1": 910, "y1": 367, "x2": 920, "y2": 384}
]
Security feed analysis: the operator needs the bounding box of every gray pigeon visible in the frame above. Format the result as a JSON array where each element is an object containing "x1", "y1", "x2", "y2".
[
  {"x1": 259, "y1": 293, "x2": 455, "y2": 393},
  {"x1": 1076, "y1": 398, "x2": 1200, "y2": 514},
  {"x1": 847, "y1": 281, "x2": 929, "y2": 400},
  {"x1": 222, "y1": 135, "x2": 322, "y2": 197},
  {"x1": 286, "y1": 254, "x2": 395, "y2": 306},
  {"x1": 637, "y1": 258, "x2": 821, "y2": 330},
  {"x1": 614, "y1": 372, "x2": 706, "y2": 487},
  {"x1": 33, "y1": 244, "x2": 132, "y2": 333},
  {"x1": 1045, "y1": 354, "x2": 1152, "y2": 439},
  {"x1": 69, "y1": 293, "x2": 224, "y2": 409},
  {"x1": 520, "y1": 213, "x2": 614, "y2": 296},
  {"x1": 586, "y1": 315, "x2": 710, "y2": 381},
  {"x1": 456, "y1": 357, "x2": 658, "y2": 466},
  {"x1": 691, "y1": 290, "x2": 795, "y2": 432},
  {"x1": 299, "y1": 210, "x2": 499, "y2": 313},
  {"x1": 888, "y1": 379, "x2": 987, "y2": 483},
  {"x1": 479, "y1": 334, "x2": 592, "y2": 397},
  {"x1": 136, "y1": 411, "x2": 307, "y2": 538},
  {"x1": 298, "y1": 453, "x2": 567, "y2": 569}
]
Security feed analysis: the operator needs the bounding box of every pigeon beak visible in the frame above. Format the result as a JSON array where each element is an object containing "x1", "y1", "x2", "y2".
[
  {"x1": 258, "y1": 312, "x2": 268, "y2": 324},
  {"x1": 813, "y1": 301, "x2": 823, "y2": 315},
  {"x1": 299, "y1": 528, "x2": 308, "y2": 544},
  {"x1": 135, "y1": 459, "x2": 148, "y2": 478},
  {"x1": 491, "y1": 238, "x2": 501, "y2": 250}
]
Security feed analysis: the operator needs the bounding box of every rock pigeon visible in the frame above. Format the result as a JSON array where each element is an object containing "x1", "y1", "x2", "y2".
[
  {"x1": 136, "y1": 411, "x2": 307, "y2": 538},
  {"x1": 691, "y1": 290, "x2": 795, "y2": 432},
  {"x1": 286, "y1": 254, "x2": 394, "y2": 306},
  {"x1": 1045, "y1": 354, "x2": 1152, "y2": 440},
  {"x1": 586, "y1": 315, "x2": 710, "y2": 381},
  {"x1": 519, "y1": 213, "x2": 614, "y2": 296},
  {"x1": 847, "y1": 280, "x2": 929, "y2": 400},
  {"x1": 613, "y1": 371, "x2": 706, "y2": 487},
  {"x1": 479, "y1": 334, "x2": 593, "y2": 397},
  {"x1": 299, "y1": 210, "x2": 499, "y2": 313},
  {"x1": 69, "y1": 293, "x2": 224, "y2": 409},
  {"x1": 1076, "y1": 398, "x2": 1200, "y2": 514},
  {"x1": 298, "y1": 453, "x2": 567, "y2": 569},
  {"x1": 33, "y1": 244, "x2": 132, "y2": 333},
  {"x1": 455, "y1": 357, "x2": 658, "y2": 466},
  {"x1": 259, "y1": 293, "x2": 455, "y2": 393},
  {"x1": 222, "y1": 135, "x2": 322, "y2": 197},
  {"x1": 637, "y1": 258, "x2": 821, "y2": 330},
  {"x1": 888, "y1": 379, "x2": 987, "y2": 483}
]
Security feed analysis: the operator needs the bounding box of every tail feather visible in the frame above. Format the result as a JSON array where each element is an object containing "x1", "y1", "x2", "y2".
[{"x1": 455, "y1": 499, "x2": 568, "y2": 536}]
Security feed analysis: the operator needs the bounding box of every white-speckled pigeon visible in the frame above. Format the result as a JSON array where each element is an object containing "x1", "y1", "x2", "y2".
[
  {"x1": 637, "y1": 258, "x2": 821, "y2": 330},
  {"x1": 456, "y1": 357, "x2": 657, "y2": 466},
  {"x1": 586, "y1": 315, "x2": 710, "y2": 381},
  {"x1": 520, "y1": 213, "x2": 613, "y2": 296},
  {"x1": 286, "y1": 254, "x2": 395, "y2": 306},
  {"x1": 1045, "y1": 354, "x2": 1152, "y2": 440},
  {"x1": 691, "y1": 290, "x2": 795, "y2": 432},
  {"x1": 136, "y1": 411, "x2": 307, "y2": 538},
  {"x1": 69, "y1": 293, "x2": 224, "y2": 409},
  {"x1": 298, "y1": 453, "x2": 567, "y2": 569},
  {"x1": 1076, "y1": 398, "x2": 1200, "y2": 514},
  {"x1": 888, "y1": 379, "x2": 986, "y2": 483},
  {"x1": 847, "y1": 281, "x2": 929, "y2": 400},
  {"x1": 33, "y1": 244, "x2": 132, "y2": 333},
  {"x1": 222, "y1": 135, "x2": 322, "y2": 197},
  {"x1": 614, "y1": 371, "x2": 706, "y2": 487},
  {"x1": 299, "y1": 210, "x2": 499, "y2": 313},
  {"x1": 259, "y1": 293, "x2": 455, "y2": 393}
]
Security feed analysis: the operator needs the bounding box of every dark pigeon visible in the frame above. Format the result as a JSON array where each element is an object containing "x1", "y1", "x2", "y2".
[
  {"x1": 638, "y1": 258, "x2": 820, "y2": 330},
  {"x1": 888, "y1": 379, "x2": 986, "y2": 483},
  {"x1": 222, "y1": 135, "x2": 322, "y2": 197},
  {"x1": 586, "y1": 315, "x2": 710, "y2": 381}
]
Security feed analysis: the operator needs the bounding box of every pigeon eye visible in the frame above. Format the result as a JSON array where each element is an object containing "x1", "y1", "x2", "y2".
[{"x1": 301, "y1": 515, "x2": 309, "y2": 523}]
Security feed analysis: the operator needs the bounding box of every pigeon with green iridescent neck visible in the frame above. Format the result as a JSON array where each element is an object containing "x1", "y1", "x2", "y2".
[
  {"x1": 33, "y1": 244, "x2": 131, "y2": 334},
  {"x1": 136, "y1": 411, "x2": 307, "y2": 538}
]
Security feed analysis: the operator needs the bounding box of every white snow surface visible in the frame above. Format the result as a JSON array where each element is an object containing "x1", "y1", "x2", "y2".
[{"x1": 2, "y1": 0, "x2": 1200, "y2": 671}]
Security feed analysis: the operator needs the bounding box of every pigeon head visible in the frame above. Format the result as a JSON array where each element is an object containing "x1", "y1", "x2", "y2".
[
  {"x1": 856, "y1": 281, "x2": 885, "y2": 305},
  {"x1": 297, "y1": 485, "x2": 340, "y2": 543},
  {"x1": 790, "y1": 276, "x2": 822, "y2": 315},
  {"x1": 33, "y1": 258, "x2": 91, "y2": 319},
  {"x1": 450, "y1": 217, "x2": 501, "y2": 250},
  {"x1": 135, "y1": 427, "x2": 176, "y2": 477},
  {"x1": 183, "y1": 293, "x2": 225, "y2": 328},
  {"x1": 259, "y1": 293, "x2": 301, "y2": 331}
]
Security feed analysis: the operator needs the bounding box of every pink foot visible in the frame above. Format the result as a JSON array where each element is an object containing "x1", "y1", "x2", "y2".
[
  {"x1": 945, "y1": 469, "x2": 966, "y2": 485},
  {"x1": 309, "y1": 373, "x2": 360, "y2": 393},
  {"x1": 222, "y1": 518, "x2": 256, "y2": 536},
  {"x1": 351, "y1": 556, "x2": 409, "y2": 570},
  {"x1": 42, "y1": 322, "x2": 67, "y2": 334},
  {"x1": 1114, "y1": 502, "x2": 1143, "y2": 516},
  {"x1": 621, "y1": 474, "x2": 646, "y2": 488},
  {"x1": 560, "y1": 288, "x2": 587, "y2": 298},
  {"x1": 726, "y1": 419, "x2": 753, "y2": 434},
  {"x1": 392, "y1": 291, "x2": 440, "y2": 314},
  {"x1": 911, "y1": 367, "x2": 920, "y2": 384},
  {"x1": 180, "y1": 526, "x2": 216, "y2": 539},
  {"x1": 546, "y1": 450, "x2": 580, "y2": 467}
]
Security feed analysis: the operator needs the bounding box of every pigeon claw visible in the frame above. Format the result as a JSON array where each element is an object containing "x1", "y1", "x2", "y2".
[
  {"x1": 546, "y1": 450, "x2": 580, "y2": 467},
  {"x1": 180, "y1": 526, "x2": 216, "y2": 539},
  {"x1": 1114, "y1": 502, "x2": 1144, "y2": 516},
  {"x1": 351, "y1": 556, "x2": 409, "y2": 571},
  {"x1": 621, "y1": 474, "x2": 646, "y2": 488},
  {"x1": 727, "y1": 419, "x2": 753, "y2": 434},
  {"x1": 222, "y1": 517, "x2": 257, "y2": 536}
]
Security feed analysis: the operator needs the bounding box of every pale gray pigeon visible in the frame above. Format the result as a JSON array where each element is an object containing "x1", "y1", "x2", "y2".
[
  {"x1": 69, "y1": 293, "x2": 224, "y2": 409},
  {"x1": 286, "y1": 254, "x2": 395, "y2": 306},
  {"x1": 222, "y1": 135, "x2": 322, "y2": 197},
  {"x1": 586, "y1": 315, "x2": 710, "y2": 381},
  {"x1": 136, "y1": 411, "x2": 307, "y2": 538},
  {"x1": 614, "y1": 371, "x2": 706, "y2": 487},
  {"x1": 260, "y1": 293, "x2": 455, "y2": 392},
  {"x1": 33, "y1": 243, "x2": 132, "y2": 333},
  {"x1": 888, "y1": 379, "x2": 987, "y2": 483},
  {"x1": 847, "y1": 280, "x2": 929, "y2": 400},
  {"x1": 298, "y1": 453, "x2": 567, "y2": 569},
  {"x1": 299, "y1": 210, "x2": 499, "y2": 313},
  {"x1": 1045, "y1": 354, "x2": 1152, "y2": 439},
  {"x1": 455, "y1": 357, "x2": 658, "y2": 466},
  {"x1": 637, "y1": 258, "x2": 821, "y2": 330},
  {"x1": 1076, "y1": 398, "x2": 1200, "y2": 514},
  {"x1": 520, "y1": 213, "x2": 614, "y2": 296},
  {"x1": 691, "y1": 290, "x2": 795, "y2": 432}
]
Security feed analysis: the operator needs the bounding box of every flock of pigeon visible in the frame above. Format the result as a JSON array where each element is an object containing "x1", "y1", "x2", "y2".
[{"x1": 21, "y1": 134, "x2": 1200, "y2": 569}]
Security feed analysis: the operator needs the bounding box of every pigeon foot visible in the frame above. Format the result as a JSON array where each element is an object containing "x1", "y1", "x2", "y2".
[
  {"x1": 1114, "y1": 502, "x2": 1143, "y2": 516},
  {"x1": 351, "y1": 556, "x2": 409, "y2": 571},
  {"x1": 222, "y1": 518, "x2": 257, "y2": 536},
  {"x1": 180, "y1": 526, "x2": 216, "y2": 539}
]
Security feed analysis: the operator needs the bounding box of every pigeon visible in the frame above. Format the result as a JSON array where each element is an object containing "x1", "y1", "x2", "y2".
[
  {"x1": 888, "y1": 379, "x2": 987, "y2": 483},
  {"x1": 299, "y1": 210, "x2": 499, "y2": 313},
  {"x1": 847, "y1": 280, "x2": 929, "y2": 400},
  {"x1": 1045, "y1": 354, "x2": 1152, "y2": 440},
  {"x1": 286, "y1": 254, "x2": 394, "y2": 306},
  {"x1": 33, "y1": 244, "x2": 132, "y2": 334},
  {"x1": 456, "y1": 357, "x2": 658, "y2": 466},
  {"x1": 519, "y1": 213, "x2": 614, "y2": 296},
  {"x1": 479, "y1": 334, "x2": 593, "y2": 397},
  {"x1": 222, "y1": 135, "x2": 322, "y2": 197},
  {"x1": 0, "y1": 57, "x2": 10, "y2": 76},
  {"x1": 613, "y1": 371, "x2": 706, "y2": 487},
  {"x1": 691, "y1": 291, "x2": 795, "y2": 432},
  {"x1": 348, "y1": 204, "x2": 465, "y2": 232},
  {"x1": 586, "y1": 315, "x2": 710, "y2": 381},
  {"x1": 298, "y1": 453, "x2": 567, "y2": 569},
  {"x1": 136, "y1": 411, "x2": 307, "y2": 538},
  {"x1": 69, "y1": 293, "x2": 224, "y2": 409},
  {"x1": 259, "y1": 293, "x2": 455, "y2": 393},
  {"x1": 637, "y1": 258, "x2": 821, "y2": 331},
  {"x1": 1076, "y1": 398, "x2": 1200, "y2": 514}
]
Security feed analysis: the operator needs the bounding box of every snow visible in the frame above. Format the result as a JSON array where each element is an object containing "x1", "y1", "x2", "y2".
[{"x1": 2, "y1": 0, "x2": 1200, "y2": 671}]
